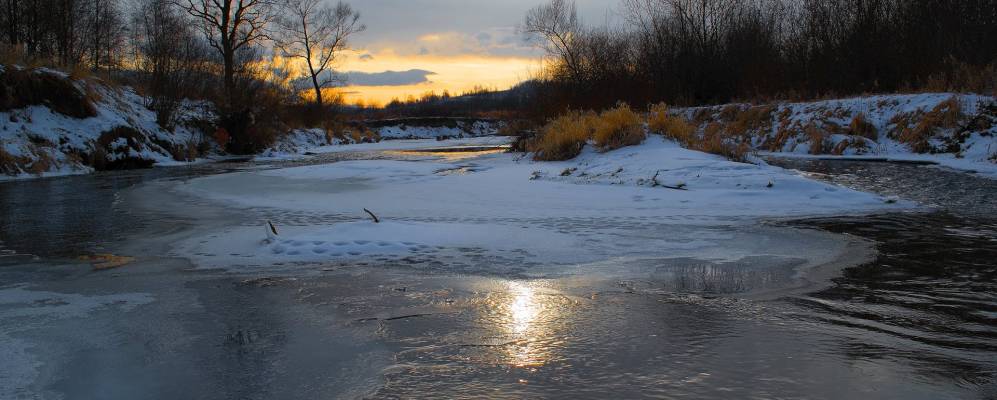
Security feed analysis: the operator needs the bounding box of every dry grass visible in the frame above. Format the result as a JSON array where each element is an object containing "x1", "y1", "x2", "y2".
[
  {"x1": 497, "y1": 119, "x2": 537, "y2": 136},
  {"x1": 0, "y1": 146, "x2": 25, "y2": 175},
  {"x1": 696, "y1": 134, "x2": 750, "y2": 162},
  {"x1": 762, "y1": 119, "x2": 796, "y2": 152},
  {"x1": 528, "y1": 111, "x2": 596, "y2": 161},
  {"x1": 688, "y1": 121, "x2": 750, "y2": 162},
  {"x1": 805, "y1": 123, "x2": 831, "y2": 155},
  {"x1": 348, "y1": 127, "x2": 380, "y2": 144},
  {"x1": 719, "y1": 104, "x2": 741, "y2": 122},
  {"x1": 648, "y1": 103, "x2": 696, "y2": 144},
  {"x1": 849, "y1": 113, "x2": 878, "y2": 141},
  {"x1": 891, "y1": 96, "x2": 963, "y2": 153},
  {"x1": 592, "y1": 103, "x2": 645, "y2": 151},
  {"x1": 724, "y1": 105, "x2": 775, "y2": 138},
  {"x1": 26, "y1": 150, "x2": 53, "y2": 175},
  {"x1": 923, "y1": 62, "x2": 997, "y2": 95}
]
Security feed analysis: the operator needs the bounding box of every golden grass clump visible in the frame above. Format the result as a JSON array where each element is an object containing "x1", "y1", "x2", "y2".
[
  {"x1": 348, "y1": 127, "x2": 380, "y2": 144},
  {"x1": 529, "y1": 111, "x2": 596, "y2": 161},
  {"x1": 648, "y1": 103, "x2": 696, "y2": 144},
  {"x1": 696, "y1": 134, "x2": 750, "y2": 162},
  {"x1": 0, "y1": 146, "x2": 24, "y2": 175},
  {"x1": 892, "y1": 96, "x2": 963, "y2": 153},
  {"x1": 26, "y1": 150, "x2": 53, "y2": 175},
  {"x1": 805, "y1": 123, "x2": 831, "y2": 155},
  {"x1": 719, "y1": 104, "x2": 741, "y2": 122},
  {"x1": 591, "y1": 103, "x2": 645, "y2": 151},
  {"x1": 725, "y1": 105, "x2": 775, "y2": 138},
  {"x1": 848, "y1": 113, "x2": 878, "y2": 141},
  {"x1": 692, "y1": 121, "x2": 750, "y2": 162}
]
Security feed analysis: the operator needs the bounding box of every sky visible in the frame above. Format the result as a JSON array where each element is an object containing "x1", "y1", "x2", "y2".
[{"x1": 330, "y1": 0, "x2": 618, "y2": 105}]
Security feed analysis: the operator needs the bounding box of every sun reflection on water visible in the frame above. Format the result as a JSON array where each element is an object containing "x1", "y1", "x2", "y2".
[
  {"x1": 509, "y1": 282, "x2": 538, "y2": 335},
  {"x1": 502, "y1": 281, "x2": 553, "y2": 368}
]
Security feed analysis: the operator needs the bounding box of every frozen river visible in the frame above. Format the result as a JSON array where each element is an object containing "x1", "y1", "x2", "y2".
[{"x1": 1, "y1": 143, "x2": 995, "y2": 399}]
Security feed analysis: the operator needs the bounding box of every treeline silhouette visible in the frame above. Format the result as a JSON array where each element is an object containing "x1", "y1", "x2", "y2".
[{"x1": 523, "y1": 0, "x2": 997, "y2": 115}]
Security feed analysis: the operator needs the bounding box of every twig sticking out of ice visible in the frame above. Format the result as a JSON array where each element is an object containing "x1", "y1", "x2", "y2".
[
  {"x1": 265, "y1": 220, "x2": 279, "y2": 242},
  {"x1": 363, "y1": 208, "x2": 380, "y2": 223}
]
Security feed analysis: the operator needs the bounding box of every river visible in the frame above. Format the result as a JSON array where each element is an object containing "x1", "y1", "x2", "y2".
[{"x1": 0, "y1": 152, "x2": 994, "y2": 399}]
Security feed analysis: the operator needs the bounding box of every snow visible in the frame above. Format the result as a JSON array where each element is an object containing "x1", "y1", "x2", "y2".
[
  {"x1": 375, "y1": 119, "x2": 500, "y2": 139},
  {"x1": 173, "y1": 135, "x2": 908, "y2": 269},
  {"x1": 0, "y1": 68, "x2": 213, "y2": 180},
  {"x1": 258, "y1": 121, "x2": 506, "y2": 161},
  {"x1": 680, "y1": 93, "x2": 997, "y2": 179},
  {"x1": 256, "y1": 128, "x2": 341, "y2": 160}
]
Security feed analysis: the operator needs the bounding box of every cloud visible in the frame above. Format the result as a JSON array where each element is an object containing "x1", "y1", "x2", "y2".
[
  {"x1": 343, "y1": 69, "x2": 436, "y2": 86},
  {"x1": 475, "y1": 32, "x2": 492, "y2": 46},
  {"x1": 358, "y1": 53, "x2": 374, "y2": 61},
  {"x1": 380, "y1": 28, "x2": 538, "y2": 58}
]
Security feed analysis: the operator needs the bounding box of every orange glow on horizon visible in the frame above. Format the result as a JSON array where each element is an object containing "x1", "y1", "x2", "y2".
[{"x1": 285, "y1": 50, "x2": 542, "y2": 106}]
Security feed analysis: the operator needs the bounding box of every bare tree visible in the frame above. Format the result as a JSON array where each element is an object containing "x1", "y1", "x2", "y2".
[
  {"x1": 274, "y1": 0, "x2": 363, "y2": 107},
  {"x1": 174, "y1": 0, "x2": 274, "y2": 107},
  {"x1": 522, "y1": 0, "x2": 583, "y2": 82},
  {"x1": 133, "y1": 0, "x2": 208, "y2": 128}
]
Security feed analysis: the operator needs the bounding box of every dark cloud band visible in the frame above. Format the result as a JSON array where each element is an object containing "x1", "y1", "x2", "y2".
[{"x1": 344, "y1": 69, "x2": 436, "y2": 87}]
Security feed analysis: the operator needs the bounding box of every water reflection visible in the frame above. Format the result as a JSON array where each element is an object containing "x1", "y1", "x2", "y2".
[
  {"x1": 508, "y1": 282, "x2": 537, "y2": 335},
  {"x1": 389, "y1": 147, "x2": 507, "y2": 162},
  {"x1": 503, "y1": 281, "x2": 549, "y2": 368}
]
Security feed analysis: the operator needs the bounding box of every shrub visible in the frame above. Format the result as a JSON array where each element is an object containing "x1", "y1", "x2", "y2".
[
  {"x1": 93, "y1": 126, "x2": 155, "y2": 170},
  {"x1": 648, "y1": 103, "x2": 696, "y2": 144},
  {"x1": 592, "y1": 103, "x2": 645, "y2": 151},
  {"x1": 528, "y1": 111, "x2": 595, "y2": 161},
  {"x1": 219, "y1": 109, "x2": 282, "y2": 155},
  {"x1": 0, "y1": 67, "x2": 97, "y2": 118},
  {"x1": 849, "y1": 113, "x2": 878, "y2": 141}
]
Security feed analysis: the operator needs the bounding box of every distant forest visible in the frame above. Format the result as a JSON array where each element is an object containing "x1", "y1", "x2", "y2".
[
  {"x1": 523, "y1": 0, "x2": 997, "y2": 115},
  {"x1": 1, "y1": 0, "x2": 996, "y2": 122}
]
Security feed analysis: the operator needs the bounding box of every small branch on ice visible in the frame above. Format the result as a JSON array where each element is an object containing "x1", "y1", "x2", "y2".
[
  {"x1": 651, "y1": 170, "x2": 688, "y2": 190},
  {"x1": 363, "y1": 208, "x2": 380, "y2": 223}
]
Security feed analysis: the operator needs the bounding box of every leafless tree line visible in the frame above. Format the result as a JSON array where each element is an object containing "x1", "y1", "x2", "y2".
[
  {"x1": 1, "y1": 0, "x2": 363, "y2": 152},
  {"x1": 524, "y1": 0, "x2": 997, "y2": 112}
]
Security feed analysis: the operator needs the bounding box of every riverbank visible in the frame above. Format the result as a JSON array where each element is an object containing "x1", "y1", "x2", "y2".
[{"x1": 674, "y1": 93, "x2": 997, "y2": 179}]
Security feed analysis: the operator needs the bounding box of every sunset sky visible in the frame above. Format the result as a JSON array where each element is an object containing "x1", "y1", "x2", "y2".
[{"x1": 331, "y1": 0, "x2": 617, "y2": 105}]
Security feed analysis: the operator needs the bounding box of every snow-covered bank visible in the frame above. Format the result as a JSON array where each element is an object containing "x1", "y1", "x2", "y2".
[
  {"x1": 172, "y1": 135, "x2": 908, "y2": 269},
  {"x1": 0, "y1": 66, "x2": 507, "y2": 179},
  {"x1": 0, "y1": 67, "x2": 214, "y2": 180},
  {"x1": 677, "y1": 93, "x2": 997, "y2": 178},
  {"x1": 258, "y1": 118, "x2": 505, "y2": 160}
]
